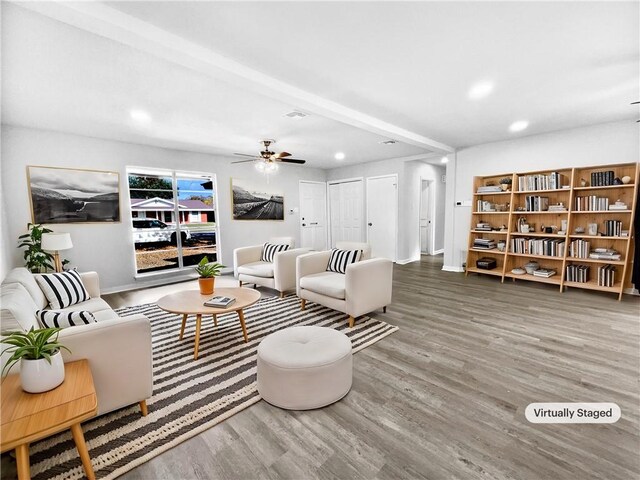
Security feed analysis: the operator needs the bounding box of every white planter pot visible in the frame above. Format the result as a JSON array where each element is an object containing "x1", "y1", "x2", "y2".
[{"x1": 20, "y1": 351, "x2": 65, "y2": 393}]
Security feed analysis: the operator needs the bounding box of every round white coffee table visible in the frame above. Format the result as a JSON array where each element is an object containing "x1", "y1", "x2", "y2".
[{"x1": 157, "y1": 288, "x2": 261, "y2": 360}]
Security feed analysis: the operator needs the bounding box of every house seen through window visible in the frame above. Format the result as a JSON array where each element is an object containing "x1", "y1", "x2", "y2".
[{"x1": 128, "y1": 169, "x2": 218, "y2": 274}]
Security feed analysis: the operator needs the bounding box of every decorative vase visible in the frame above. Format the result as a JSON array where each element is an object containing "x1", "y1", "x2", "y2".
[
  {"x1": 199, "y1": 277, "x2": 215, "y2": 295},
  {"x1": 621, "y1": 176, "x2": 631, "y2": 185},
  {"x1": 20, "y1": 351, "x2": 65, "y2": 393}
]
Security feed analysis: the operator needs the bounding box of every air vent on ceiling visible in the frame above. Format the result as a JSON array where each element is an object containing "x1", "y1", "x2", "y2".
[
  {"x1": 284, "y1": 111, "x2": 308, "y2": 119},
  {"x1": 380, "y1": 139, "x2": 398, "y2": 145}
]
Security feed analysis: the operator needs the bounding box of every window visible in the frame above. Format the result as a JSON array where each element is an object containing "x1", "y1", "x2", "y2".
[{"x1": 128, "y1": 168, "x2": 218, "y2": 275}]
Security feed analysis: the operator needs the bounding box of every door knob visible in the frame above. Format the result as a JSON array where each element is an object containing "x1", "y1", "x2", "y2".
[{"x1": 368, "y1": 223, "x2": 373, "y2": 226}]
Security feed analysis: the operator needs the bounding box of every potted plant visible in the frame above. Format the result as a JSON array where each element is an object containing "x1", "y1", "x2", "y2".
[
  {"x1": 17, "y1": 223, "x2": 55, "y2": 273},
  {"x1": 195, "y1": 256, "x2": 225, "y2": 295},
  {"x1": 1, "y1": 327, "x2": 71, "y2": 393},
  {"x1": 499, "y1": 177, "x2": 513, "y2": 191}
]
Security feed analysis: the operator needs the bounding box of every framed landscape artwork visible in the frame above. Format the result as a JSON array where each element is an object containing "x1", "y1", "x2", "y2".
[
  {"x1": 231, "y1": 178, "x2": 284, "y2": 220},
  {"x1": 28, "y1": 166, "x2": 121, "y2": 224}
]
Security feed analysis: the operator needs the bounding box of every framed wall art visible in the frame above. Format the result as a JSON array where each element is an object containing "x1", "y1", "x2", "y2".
[
  {"x1": 27, "y1": 166, "x2": 121, "y2": 224},
  {"x1": 231, "y1": 178, "x2": 284, "y2": 220}
]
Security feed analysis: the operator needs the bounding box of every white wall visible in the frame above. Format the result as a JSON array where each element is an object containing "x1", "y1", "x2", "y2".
[
  {"x1": 443, "y1": 121, "x2": 640, "y2": 270},
  {"x1": 1, "y1": 126, "x2": 326, "y2": 291}
]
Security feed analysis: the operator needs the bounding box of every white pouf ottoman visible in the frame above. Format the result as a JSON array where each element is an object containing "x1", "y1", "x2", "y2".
[{"x1": 257, "y1": 326, "x2": 353, "y2": 410}]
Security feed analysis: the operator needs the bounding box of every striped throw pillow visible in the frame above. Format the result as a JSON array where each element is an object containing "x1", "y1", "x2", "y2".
[
  {"x1": 326, "y1": 248, "x2": 363, "y2": 274},
  {"x1": 35, "y1": 269, "x2": 91, "y2": 310},
  {"x1": 37, "y1": 310, "x2": 96, "y2": 329},
  {"x1": 261, "y1": 243, "x2": 289, "y2": 263}
]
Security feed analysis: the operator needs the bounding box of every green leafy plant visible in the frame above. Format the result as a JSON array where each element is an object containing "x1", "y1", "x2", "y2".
[
  {"x1": 1, "y1": 327, "x2": 71, "y2": 377},
  {"x1": 17, "y1": 223, "x2": 55, "y2": 273},
  {"x1": 195, "y1": 256, "x2": 225, "y2": 278}
]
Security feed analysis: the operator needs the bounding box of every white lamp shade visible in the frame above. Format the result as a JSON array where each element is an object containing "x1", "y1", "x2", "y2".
[{"x1": 41, "y1": 233, "x2": 73, "y2": 251}]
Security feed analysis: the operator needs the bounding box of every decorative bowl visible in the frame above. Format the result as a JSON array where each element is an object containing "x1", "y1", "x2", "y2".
[{"x1": 524, "y1": 262, "x2": 539, "y2": 274}]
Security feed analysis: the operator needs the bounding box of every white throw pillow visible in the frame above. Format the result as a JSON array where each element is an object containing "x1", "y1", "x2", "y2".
[
  {"x1": 37, "y1": 310, "x2": 97, "y2": 329},
  {"x1": 326, "y1": 249, "x2": 362, "y2": 274},
  {"x1": 35, "y1": 269, "x2": 90, "y2": 309},
  {"x1": 261, "y1": 243, "x2": 289, "y2": 263}
]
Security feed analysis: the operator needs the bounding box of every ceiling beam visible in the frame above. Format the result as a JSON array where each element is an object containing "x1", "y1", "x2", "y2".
[{"x1": 14, "y1": 0, "x2": 455, "y2": 154}]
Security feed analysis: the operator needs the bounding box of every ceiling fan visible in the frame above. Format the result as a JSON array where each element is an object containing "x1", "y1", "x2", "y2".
[{"x1": 232, "y1": 140, "x2": 307, "y2": 166}]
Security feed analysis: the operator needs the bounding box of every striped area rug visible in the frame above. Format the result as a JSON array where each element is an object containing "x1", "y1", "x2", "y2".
[{"x1": 27, "y1": 295, "x2": 398, "y2": 480}]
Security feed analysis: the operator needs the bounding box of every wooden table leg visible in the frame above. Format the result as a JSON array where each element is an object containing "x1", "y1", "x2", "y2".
[
  {"x1": 70, "y1": 423, "x2": 95, "y2": 480},
  {"x1": 194, "y1": 314, "x2": 202, "y2": 360},
  {"x1": 179, "y1": 313, "x2": 188, "y2": 340},
  {"x1": 213, "y1": 314, "x2": 217, "y2": 327},
  {"x1": 15, "y1": 444, "x2": 30, "y2": 480},
  {"x1": 237, "y1": 309, "x2": 249, "y2": 343}
]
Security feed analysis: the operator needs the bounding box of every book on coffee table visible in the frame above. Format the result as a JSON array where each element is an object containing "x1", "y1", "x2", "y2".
[{"x1": 204, "y1": 296, "x2": 236, "y2": 308}]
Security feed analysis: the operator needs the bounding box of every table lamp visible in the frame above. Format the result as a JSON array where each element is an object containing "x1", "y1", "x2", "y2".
[{"x1": 41, "y1": 233, "x2": 73, "y2": 272}]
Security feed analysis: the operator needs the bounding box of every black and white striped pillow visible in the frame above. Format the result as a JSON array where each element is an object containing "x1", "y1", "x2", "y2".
[
  {"x1": 35, "y1": 269, "x2": 90, "y2": 310},
  {"x1": 37, "y1": 310, "x2": 96, "y2": 329},
  {"x1": 261, "y1": 243, "x2": 289, "y2": 263},
  {"x1": 326, "y1": 248, "x2": 363, "y2": 274}
]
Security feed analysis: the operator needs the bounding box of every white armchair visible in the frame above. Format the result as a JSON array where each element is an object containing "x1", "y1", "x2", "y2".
[
  {"x1": 296, "y1": 243, "x2": 393, "y2": 328},
  {"x1": 233, "y1": 237, "x2": 311, "y2": 298}
]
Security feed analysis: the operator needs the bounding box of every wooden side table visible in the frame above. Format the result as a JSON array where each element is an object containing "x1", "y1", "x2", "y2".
[{"x1": 1, "y1": 359, "x2": 98, "y2": 480}]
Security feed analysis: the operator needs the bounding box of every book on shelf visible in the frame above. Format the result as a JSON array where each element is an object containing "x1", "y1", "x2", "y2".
[
  {"x1": 597, "y1": 264, "x2": 616, "y2": 287},
  {"x1": 510, "y1": 237, "x2": 565, "y2": 257},
  {"x1": 477, "y1": 185, "x2": 503, "y2": 193},
  {"x1": 569, "y1": 239, "x2": 590, "y2": 259},
  {"x1": 524, "y1": 195, "x2": 549, "y2": 212},
  {"x1": 589, "y1": 253, "x2": 621, "y2": 261},
  {"x1": 517, "y1": 172, "x2": 563, "y2": 192},
  {"x1": 532, "y1": 268, "x2": 556, "y2": 278},
  {"x1": 204, "y1": 295, "x2": 236, "y2": 308},
  {"x1": 608, "y1": 201, "x2": 628, "y2": 211},
  {"x1": 475, "y1": 222, "x2": 493, "y2": 231},
  {"x1": 603, "y1": 220, "x2": 623, "y2": 237},
  {"x1": 590, "y1": 170, "x2": 614, "y2": 187},
  {"x1": 574, "y1": 195, "x2": 610, "y2": 211},
  {"x1": 473, "y1": 239, "x2": 496, "y2": 249},
  {"x1": 566, "y1": 264, "x2": 589, "y2": 283},
  {"x1": 548, "y1": 203, "x2": 567, "y2": 212}
]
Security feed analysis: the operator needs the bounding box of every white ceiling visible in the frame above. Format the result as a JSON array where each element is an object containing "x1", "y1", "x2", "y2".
[{"x1": 2, "y1": 1, "x2": 638, "y2": 168}]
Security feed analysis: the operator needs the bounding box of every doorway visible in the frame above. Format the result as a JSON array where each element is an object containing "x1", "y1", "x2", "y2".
[
  {"x1": 366, "y1": 175, "x2": 398, "y2": 261},
  {"x1": 420, "y1": 179, "x2": 432, "y2": 255},
  {"x1": 299, "y1": 180, "x2": 328, "y2": 251},
  {"x1": 328, "y1": 178, "x2": 364, "y2": 246}
]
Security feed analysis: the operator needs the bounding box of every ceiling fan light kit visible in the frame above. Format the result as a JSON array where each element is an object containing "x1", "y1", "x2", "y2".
[{"x1": 232, "y1": 139, "x2": 307, "y2": 173}]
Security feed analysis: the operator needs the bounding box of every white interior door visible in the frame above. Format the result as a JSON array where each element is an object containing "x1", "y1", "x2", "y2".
[
  {"x1": 329, "y1": 179, "x2": 364, "y2": 246},
  {"x1": 366, "y1": 175, "x2": 398, "y2": 261},
  {"x1": 420, "y1": 179, "x2": 431, "y2": 254},
  {"x1": 299, "y1": 181, "x2": 327, "y2": 251}
]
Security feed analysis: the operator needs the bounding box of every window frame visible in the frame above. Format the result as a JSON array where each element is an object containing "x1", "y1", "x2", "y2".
[{"x1": 126, "y1": 166, "x2": 221, "y2": 278}]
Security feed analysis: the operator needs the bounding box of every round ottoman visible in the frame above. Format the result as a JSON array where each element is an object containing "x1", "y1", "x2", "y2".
[{"x1": 257, "y1": 326, "x2": 353, "y2": 410}]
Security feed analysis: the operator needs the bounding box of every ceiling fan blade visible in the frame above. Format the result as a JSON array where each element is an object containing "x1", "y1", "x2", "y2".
[
  {"x1": 233, "y1": 153, "x2": 261, "y2": 158},
  {"x1": 277, "y1": 158, "x2": 306, "y2": 164},
  {"x1": 273, "y1": 152, "x2": 291, "y2": 159},
  {"x1": 231, "y1": 159, "x2": 258, "y2": 164}
]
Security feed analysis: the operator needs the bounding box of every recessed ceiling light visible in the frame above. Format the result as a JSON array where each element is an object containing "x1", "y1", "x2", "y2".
[
  {"x1": 509, "y1": 120, "x2": 529, "y2": 132},
  {"x1": 468, "y1": 81, "x2": 494, "y2": 100},
  {"x1": 130, "y1": 109, "x2": 151, "y2": 123},
  {"x1": 441, "y1": 156, "x2": 449, "y2": 164},
  {"x1": 334, "y1": 152, "x2": 346, "y2": 160}
]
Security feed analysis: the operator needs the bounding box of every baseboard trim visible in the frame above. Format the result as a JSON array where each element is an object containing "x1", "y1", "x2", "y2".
[
  {"x1": 432, "y1": 249, "x2": 444, "y2": 255},
  {"x1": 102, "y1": 269, "x2": 235, "y2": 295},
  {"x1": 396, "y1": 256, "x2": 420, "y2": 265},
  {"x1": 442, "y1": 265, "x2": 464, "y2": 273}
]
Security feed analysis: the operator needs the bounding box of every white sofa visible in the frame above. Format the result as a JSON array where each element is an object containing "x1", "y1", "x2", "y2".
[
  {"x1": 296, "y1": 242, "x2": 393, "y2": 328},
  {"x1": 233, "y1": 237, "x2": 311, "y2": 297},
  {"x1": 1, "y1": 267, "x2": 153, "y2": 417}
]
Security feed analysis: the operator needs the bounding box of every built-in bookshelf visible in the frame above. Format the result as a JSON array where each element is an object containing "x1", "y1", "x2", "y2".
[{"x1": 466, "y1": 162, "x2": 638, "y2": 300}]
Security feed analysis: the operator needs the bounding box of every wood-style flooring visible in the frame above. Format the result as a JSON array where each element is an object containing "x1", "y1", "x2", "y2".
[{"x1": 3, "y1": 256, "x2": 639, "y2": 479}]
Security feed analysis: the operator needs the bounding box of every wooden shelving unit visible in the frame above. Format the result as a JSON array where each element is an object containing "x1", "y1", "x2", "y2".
[{"x1": 466, "y1": 162, "x2": 639, "y2": 300}]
